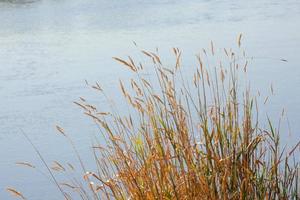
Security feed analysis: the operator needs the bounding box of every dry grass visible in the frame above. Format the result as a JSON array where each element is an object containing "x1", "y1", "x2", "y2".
[{"x1": 10, "y1": 37, "x2": 300, "y2": 200}]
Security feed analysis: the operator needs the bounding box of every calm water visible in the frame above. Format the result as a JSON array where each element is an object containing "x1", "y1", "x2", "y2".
[{"x1": 0, "y1": 0, "x2": 300, "y2": 199}]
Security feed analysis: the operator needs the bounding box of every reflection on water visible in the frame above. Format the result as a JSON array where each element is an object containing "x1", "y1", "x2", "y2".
[
  {"x1": 0, "y1": 0, "x2": 39, "y2": 4},
  {"x1": 0, "y1": 0, "x2": 32, "y2": 2},
  {"x1": 0, "y1": 0, "x2": 300, "y2": 199}
]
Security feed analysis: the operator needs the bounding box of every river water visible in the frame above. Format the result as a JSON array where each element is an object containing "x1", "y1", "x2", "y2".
[{"x1": 0, "y1": 0, "x2": 300, "y2": 199}]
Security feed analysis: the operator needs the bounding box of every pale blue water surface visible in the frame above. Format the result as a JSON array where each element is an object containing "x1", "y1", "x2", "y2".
[{"x1": 0, "y1": 0, "x2": 300, "y2": 199}]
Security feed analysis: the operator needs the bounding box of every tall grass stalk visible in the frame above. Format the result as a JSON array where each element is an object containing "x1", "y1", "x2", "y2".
[{"x1": 10, "y1": 37, "x2": 300, "y2": 200}]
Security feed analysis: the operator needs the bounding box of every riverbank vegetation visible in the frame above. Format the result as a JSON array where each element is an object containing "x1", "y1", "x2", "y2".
[{"x1": 8, "y1": 37, "x2": 300, "y2": 199}]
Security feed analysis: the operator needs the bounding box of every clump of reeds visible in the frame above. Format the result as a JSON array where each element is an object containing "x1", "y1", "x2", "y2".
[{"x1": 10, "y1": 36, "x2": 300, "y2": 200}]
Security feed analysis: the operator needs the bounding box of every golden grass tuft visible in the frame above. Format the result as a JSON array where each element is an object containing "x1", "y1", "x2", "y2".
[{"x1": 10, "y1": 37, "x2": 300, "y2": 200}]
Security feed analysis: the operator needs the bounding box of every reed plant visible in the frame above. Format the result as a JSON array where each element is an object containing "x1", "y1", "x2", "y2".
[{"x1": 8, "y1": 37, "x2": 300, "y2": 199}]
